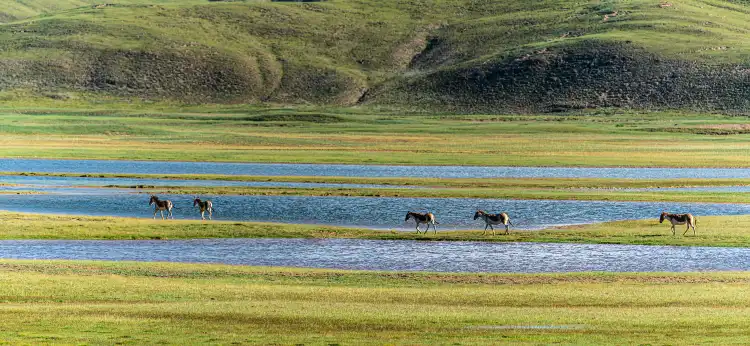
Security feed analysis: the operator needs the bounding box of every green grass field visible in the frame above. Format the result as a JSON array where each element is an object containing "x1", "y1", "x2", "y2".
[
  {"x1": 1, "y1": 260, "x2": 750, "y2": 344},
  {"x1": 3, "y1": 108, "x2": 750, "y2": 166},
  {"x1": 3, "y1": 0, "x2": 750, "y2": 111},
  {"x1": 3, "y1": 211, "x2": 750, "y2": 247}
]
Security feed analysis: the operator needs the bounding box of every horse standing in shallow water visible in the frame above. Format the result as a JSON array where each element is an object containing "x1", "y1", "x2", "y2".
[
  {"x1": 149, "y1": 195, "x2": 174, "y2": 220},
  {"x1": 193, "y1": 197, "x2": 213, "y2": 221},
  {"x1": 473, "y1": 210, "x2": 512, "y2": 235},
  {"x1": 660, "y1": 211, "x2": 696, "y2": 236},
  {"x1": 404, "y1": 211, "x2": 439, "y2": 234}
]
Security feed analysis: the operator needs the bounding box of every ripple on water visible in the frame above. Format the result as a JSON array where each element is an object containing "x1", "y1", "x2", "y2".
[
  {"x1": 0, "y1": 193, "x2": 746, "y2": 230},
  {"x1": 0, "y1": 239, "x2": 749, "y2": 273},
  {"x1": 3, "y1": 158, "x2": 750, "y2": 179}
]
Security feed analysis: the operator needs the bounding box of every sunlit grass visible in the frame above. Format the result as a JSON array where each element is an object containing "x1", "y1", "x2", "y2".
[
  {"x1": 2, "y1": 211, "x2": 750, "y2": 247},
  {"x1": 1, "y1": 260, "x2": 750, "y2": 344},
  {"x1": 1, "y1": 108, "x2": 750, "y2": 166}
]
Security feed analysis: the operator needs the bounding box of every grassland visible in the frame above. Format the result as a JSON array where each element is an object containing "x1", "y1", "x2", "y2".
[
  {"x1": 4, "y1": 211, "x2": 750, "y2": 247},
  {"x1": 4, "y1": 108, "x2": 750, "y2": 166},
  {"x1": 1, "y1": 259, "x2": 750, "y2": 344}
]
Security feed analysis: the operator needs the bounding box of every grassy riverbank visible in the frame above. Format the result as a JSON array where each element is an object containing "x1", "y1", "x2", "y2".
[
  {"x1": 131, "y1": 185, "x2": 750, "y2": 204},
  {"x1": 9, "y1": 171, "x2": 750, "y2": 202},
  {"x1": 2, "y1": 211, "x2": 749, "y2": 247},
  {"x1": 1, "y1": 260, "x2": 750, "y2": 344},
  {"x1": 4, "y1": 108, "x2": 750, "y2": 167}
]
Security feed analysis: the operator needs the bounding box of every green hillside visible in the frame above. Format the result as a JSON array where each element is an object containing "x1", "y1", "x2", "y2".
[{"x1": 1, "y1": 0, "x2": 750, "y2": 112}]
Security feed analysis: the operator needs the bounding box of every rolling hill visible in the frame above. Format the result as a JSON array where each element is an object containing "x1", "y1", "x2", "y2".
[{"x1": 1, "y1": 0, "x2": 750, "y2": 112}]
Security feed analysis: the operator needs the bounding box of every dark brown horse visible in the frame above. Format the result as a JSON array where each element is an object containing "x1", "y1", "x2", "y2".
[
  {"x1": 193, "y1": 197, "x2": 213, "y2": 221},
  {"x1": 149, "y1": 195, "x2": 174, "y2": 220}
]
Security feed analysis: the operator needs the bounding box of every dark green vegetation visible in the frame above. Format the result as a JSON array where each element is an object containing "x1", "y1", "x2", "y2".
[
  {"x1": 5, "y1": 109, "x2": 750, "y2": 166},
  {"x1": 2, "y1": 0, "x2": 750, "y2": 112},
  {"x1": 3, "y1": 260, "x2": 750, "y2": 344},
  {"x1": 6, "y1": 211, "x2": 750, "y2": 247}
]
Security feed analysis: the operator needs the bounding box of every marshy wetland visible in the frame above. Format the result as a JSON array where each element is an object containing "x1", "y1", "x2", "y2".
[{"x1": 4, "y1": 109, "x2": 750, "y2": 344}]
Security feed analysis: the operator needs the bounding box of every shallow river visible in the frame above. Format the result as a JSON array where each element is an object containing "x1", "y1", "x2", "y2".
[
  {"x1": 3, "y1": 159, "x2": 750, "y2": 179},
  {"x1": 0, "y1": 193, "x2": 746, "y2": 230},
  {"x1": 0, "y1": 175, "x2": 401, "y2": 189},
  {"x1": 0, "y1": 238, "x2": 747, "y2": 273}
]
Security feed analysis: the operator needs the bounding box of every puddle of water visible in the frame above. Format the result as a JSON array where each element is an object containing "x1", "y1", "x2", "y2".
[
  {"x1": 3, "y1": 158, "x2": 750, "y2": 179},
  {"x1": 638, "y1": 186, "x2": 750, "y2": 193},
  {"x1": 1, "y1": 239, "x2": 749, "y2": 273}
]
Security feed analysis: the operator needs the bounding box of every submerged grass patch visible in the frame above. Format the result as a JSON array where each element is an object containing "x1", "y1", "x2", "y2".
[{"x1": 1, "y1": 260, "x2": 750, "y2": 344}]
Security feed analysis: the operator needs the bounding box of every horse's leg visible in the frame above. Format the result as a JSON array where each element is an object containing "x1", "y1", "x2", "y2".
[
  {"x1": 169, "y1": 209, "x2": 173, "y2": 219},
  {"x1": 483, "y1": 224, "x2": 488, "y2": 235},
  {"x1": 683, "y1": 224, "x2": 690, "y2": 236},
  {"x1": 415, "y1": 224, "x2": 421, "y2": 234},
  {"x1": 153, "y1": 208, "x2": 157, "y2": 220},
  {"x1": 161, "y1": 210, "x2": 166, "y2": 220},
  {"x1": 505, "y1": 223, "x2": 510, "y2": 235},
  {"x1": 208, "y1": 209, "x2": 212, "y2": 220},
  {"x1": 490, "y1": 223, "x2": 495, "y2": 236},
  {"x1": 671, "y1": 225, "x2": 676, "y2": 236},
  {"x1": 432, "y1": 222, "x2": 437, "y2": 234}
]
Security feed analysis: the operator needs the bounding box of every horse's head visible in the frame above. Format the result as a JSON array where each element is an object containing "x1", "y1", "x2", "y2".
[
  {"x1": 659, "y1": 211, "x2": 668, "y2": 223},
  {"x1": 473, "y1": 210, "x2": 485, "y2": 220},
  {"x1": 404, "y1": 212, "x2": 412, "y2": 222},
  {"x1": 149, "y1": 195, "x2": 158, "y2": 206},
  {"x1": 193, "y1": 197, "x2": 200, "y2": 207}
]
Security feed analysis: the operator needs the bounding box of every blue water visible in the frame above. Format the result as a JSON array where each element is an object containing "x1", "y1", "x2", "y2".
[
  {"x1": 0, "y1": 238, "x2": 748, "y2": 273},
  {"x1": 0, "y1": 193, "x2": 745, "y2": 230},
  {"x1": 2, "y1": 158, "x2": 750, "y2": 179},
  {"x1": 0, "y1": 175, "x2": 402, "y2": 189}
]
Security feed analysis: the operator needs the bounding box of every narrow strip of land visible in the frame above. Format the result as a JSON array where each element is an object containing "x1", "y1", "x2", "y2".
[
  {"x1": 115, "y1": 185, "x2": 750, "y2": 203},
  {"x1": 6, "y1": 171, "x2": 750, "y2": 189},
  {"x1": 2, "y1": 211, "x2": 748, "y2": 247}
]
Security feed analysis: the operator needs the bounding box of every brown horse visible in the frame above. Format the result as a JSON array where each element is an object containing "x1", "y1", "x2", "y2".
[
  {"x1": 193, "y1": 197, "x2": 213, "y2": 221},
  {"x1": 149, "y1": 195, "x2": 174, "y2": 220},
  {"x1": 405, "y1": 211, "x2": 439, "y2": 234},
  {"x1": 473, "y1": 210, "x2": 512, "y2": 235},
  {"x1": 659, "y1": 211, "x2": 696, "y2": 236}
]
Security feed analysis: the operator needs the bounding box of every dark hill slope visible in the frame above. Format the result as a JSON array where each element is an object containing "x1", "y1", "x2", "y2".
[{"x1": 2, "y1": 0, "x2": 750, "y2": 112}]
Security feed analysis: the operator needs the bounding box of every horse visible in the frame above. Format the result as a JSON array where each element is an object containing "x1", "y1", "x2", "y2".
[
  {"x1": 193, "y1": 197, "x2": 213, "y2": 221},
  {"x1": 473, "y1": 210, "x2": 512, "y2": 235},
  {"x1": 404, "y1": 211, "x2": 439, "y2": 234},
  {"x1": 148, "y1": 195, "x2": 174, "y2": 220},
  {"x1": 659, "y1": 211, "x2": 696, "y2": 236}
]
